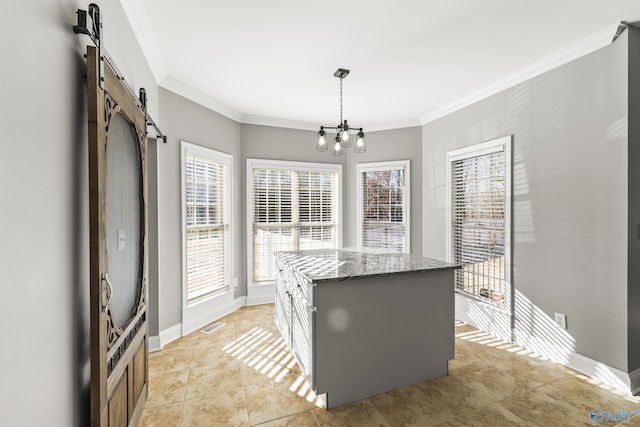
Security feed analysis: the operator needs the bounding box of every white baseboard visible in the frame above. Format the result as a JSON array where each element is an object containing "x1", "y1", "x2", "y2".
[
  {"x1": 148, "y1": 335, "x2": 163, "y2": 352},
  {"x1": 182, "y1": 292, "x2": 245, "y2": 336},
  {"x1": 246, "y1": 283, "x2": 275, "y2": 306},
  {"x1": 156, "y1": 295, "x2": 248, "y2": 348},
  {"x1": 454, "y1": 293, "x2": 511, "y2": 343},
  {"x1": 565, "y1": 351, "x2": 631, "y2": 395},
  {"x1": 455, "y1": 293, "x2": 637, "y2": 395},
  {"x1": 460, "y1": 314, "x2": 636, "y2": 395},
  {"x1": 159, "y1": 323, "x2": 182, "y2": 347},
  {"x1": 630, "y1": 368, "x2": 640, "y2": 395}
]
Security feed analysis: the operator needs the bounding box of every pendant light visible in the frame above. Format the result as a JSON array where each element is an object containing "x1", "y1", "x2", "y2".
[{"x1": 316, "y1": 69, "x2": 366, "y2": 155}]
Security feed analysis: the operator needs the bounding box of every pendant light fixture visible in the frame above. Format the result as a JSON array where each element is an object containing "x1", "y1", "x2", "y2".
[{"x1": 316, "y1": 68, "x2": 366, "y2": 156}]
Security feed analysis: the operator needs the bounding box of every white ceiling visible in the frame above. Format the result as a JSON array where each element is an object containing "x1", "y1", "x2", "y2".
[{"x1": 121, "y1": 0, "x2": 640, "y2": 131}]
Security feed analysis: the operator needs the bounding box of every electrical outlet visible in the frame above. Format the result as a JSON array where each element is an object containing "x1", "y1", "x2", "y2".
[
  {"x1": 554, "y1": 312, "x2": 567, "y2": 329},
  {"x1": 234, "y1": 277, "x2": 238, "y2": 289}
]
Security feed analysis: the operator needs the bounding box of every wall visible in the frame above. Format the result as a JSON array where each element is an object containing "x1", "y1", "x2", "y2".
[
  {"x1": 152, "y1": 112, "x2": 345, "y2": 334},
  {"x1": 0, "y1": 0, "x2": 158, "y2": 425},
  {"x1": 343, "y1": 126, "x2": 423, "y2": 255},
  {"x1": 628, "y1": 26, "x2": 640, "y2": 374},
  {"x1": 241, "y1": 125, "x2": 422, "y2": 252},
  {"x1": 148, "y1": 139, "x2": 160, "y2": 338},
  {"x1": 147, "y1": 115, "x2": 423, "y2": 334},
  {"x1": 240, "y1": 124, "x2": 346, "y2": 292},
  {"x1": 422, "y1": 32, "x2": 629, "y2": 375},
  {"x1": 157, "y1": 88, "x2": 242, "y2": 332}
]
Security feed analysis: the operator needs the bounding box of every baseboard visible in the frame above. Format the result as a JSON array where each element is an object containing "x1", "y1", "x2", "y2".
[
  {"x1": 246, "y1": 283, "x2": 275, "y2": 305},
  {"x1": 156, "y1": 296, "x2": 248, "y2": 348},
  {"x1": 454, "y1": 292, "x2": 511, "y2": 343},
  {"x1": 182, "y1": 292, "x2": 245, "y2": 336},
  {"x1": 564, "y1": 351, "x2": 631, "y2": 395},
  {"x1": 148, "y1": 335, "x2": 163, "y2": 352},
  {"x1": 159, "y1": 323, "x2": 182, "y2": 347},
  {"x1": 630, "y1": 368, "x2": 640, "y2": 395},
  {"x1": 456, "y1": 293, "x2": 636, "y2": 395}
]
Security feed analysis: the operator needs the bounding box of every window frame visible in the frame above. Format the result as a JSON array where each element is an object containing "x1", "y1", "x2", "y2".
[
  {"x1": 246, "y1": 158, "x2": 342, "y2": 287},
  {"x1": 445, "y1": 135, "x2": 512, "y2": 307},
  {"x1": 180, "y1": 141, "x2": 233, "y2": 309},
  {"x1": 356, "y1": 160, "x2": 411, "y2": 253}
]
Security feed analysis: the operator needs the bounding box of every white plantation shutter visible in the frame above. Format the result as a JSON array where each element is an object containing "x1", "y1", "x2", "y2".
[
  {"x1": 298, "y1": 171, "x2": 336, "y2": 250},
  {"x1": 252, "y1": 168, "x2": 294, "y2": 282},
  {"x1": 357, "y1": 161, "x2": 410, "y2": 253},
  {"x1": 184, "y1": 147, "x2": 231, "y2": 304},
  {"x1": 250, "y1": 161, "x2": 339, "y2": 282},
  {"x1": 450, "y1": 142, "x2": 507, "y2": 304}
]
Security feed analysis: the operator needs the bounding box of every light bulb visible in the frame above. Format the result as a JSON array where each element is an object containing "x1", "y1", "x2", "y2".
[
  {"x1": 334, "y1": 141, "x2": 341, "y2": 151},
  {"x1": 340, "y1": 130, "x2": 350, "y2": 142},
  {"x1": 316, "y1": 128, "x2": 328, "y2": 151},
  {"x1": 354, "y1": 130, "x2": 366, "y2": 153}
]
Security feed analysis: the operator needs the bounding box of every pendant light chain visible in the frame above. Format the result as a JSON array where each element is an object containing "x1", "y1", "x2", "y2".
[
  {"x1": 316, "y1": 68, "x2": 366, "y2": 155},
  {"x1": 339, "y1": 76, "x2": 343, "y2": 126}
]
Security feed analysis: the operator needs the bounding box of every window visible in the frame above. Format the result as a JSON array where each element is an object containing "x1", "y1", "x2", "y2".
[
  {"x1": 248, "y1": 159, "x2": 341, "y2": 283},
  {"x1": 181, "y1": 142, "x2": 232, "y2": 306},
  {"x1": 357, "y1": 161, "x2": 410, "y2": 253},
  {"x1": 446, "y1": 136, "x2": 511, "y2": 304}
]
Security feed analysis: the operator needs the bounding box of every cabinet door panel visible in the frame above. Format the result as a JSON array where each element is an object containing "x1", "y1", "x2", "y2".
[
  {"x1": 291, "y1": 289, "x2": 314, "y2": 383},
  {"x1": 275, "y1": 271, "x2": 291, "y2": 347}
]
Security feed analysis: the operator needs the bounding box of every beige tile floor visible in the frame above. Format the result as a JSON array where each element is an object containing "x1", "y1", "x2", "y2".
[{"x1": 141, "y1": 304, "x2": 640, "y2": 426}]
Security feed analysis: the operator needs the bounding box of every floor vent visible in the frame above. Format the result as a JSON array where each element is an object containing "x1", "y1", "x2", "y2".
[{"x1": 201, "y1": 322, "x2": 225, "y2": 334}]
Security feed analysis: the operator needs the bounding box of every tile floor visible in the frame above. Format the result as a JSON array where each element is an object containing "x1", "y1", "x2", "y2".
[{"x1": 140, "y1": 304, "x2": 640, "y2": 426}]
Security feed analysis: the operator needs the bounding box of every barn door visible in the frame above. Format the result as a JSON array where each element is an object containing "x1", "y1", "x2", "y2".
[{"x1": 87, "y1": 45, "x2": 148, "y2": 427}]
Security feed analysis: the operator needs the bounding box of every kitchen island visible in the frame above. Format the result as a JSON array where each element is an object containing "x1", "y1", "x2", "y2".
[{"x1": 274, "y1": 248, "x2": 459, "y2": 409}]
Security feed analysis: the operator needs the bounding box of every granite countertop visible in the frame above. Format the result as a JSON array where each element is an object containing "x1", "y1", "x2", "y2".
[{"x1": 275, "y1": 248, "x2": 460, "y2": 284}]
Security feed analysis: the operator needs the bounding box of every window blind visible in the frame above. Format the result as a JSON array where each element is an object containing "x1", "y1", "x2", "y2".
[
  {"x1": 185, "y1": 154, "x2": 230, "y2": 304},
  {"x1": 452, "y1": 150, "x2": 505, "y2": 303},
  {"x1": 252, "y1": 166, "x2": 337, "y2": 282},
  {"x1": 360, "y1": 165, "x2": 408, "y2": 253}
]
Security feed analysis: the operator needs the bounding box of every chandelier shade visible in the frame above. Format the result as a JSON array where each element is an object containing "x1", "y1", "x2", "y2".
[
  {"x1": 316, "y1": 68, "x2": 366, "y2": 156},
  {"x1": 316, "y1": 127, "x2": 328, "y2": 151}
]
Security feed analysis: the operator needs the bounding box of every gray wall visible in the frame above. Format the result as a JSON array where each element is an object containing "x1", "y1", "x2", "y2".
[
  {"x1": 7, "y1": 1, "x2": 631, "y2": 424},
  {"x1": 344, "y1": 126, "x2": 422, "y2": 255},
  {"x1": 148, "y1": 139, "x2": 160, "y2": 336},
  {"x1": 157, "y1": 87, "x2": 242, "y2": 331},
  {"x1": 0, "y1": 0, "x2": 158, "y2": 425},
  {"x1": 240, "y1": 124, "x2": 345, "y2": 288},
  {"x1": 422, "y1": 33, "x2": 629, "y2": 370},
  {"x1": 148, "y1": 118, "x2": 422, "y2": 333},
  {"x1": 628, "y1": 26, "x2": 640, "y2": 372},
  {"x1": 241, "y1": 124, "x2": 423, "y2": 275}
]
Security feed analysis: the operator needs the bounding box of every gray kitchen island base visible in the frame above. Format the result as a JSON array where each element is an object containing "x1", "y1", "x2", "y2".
[
  {"x1": 275, "y1": 249, "x2": 457, "y2": 410},
  {"x1": 315, "y1": 270, "x2": 453, "y2": 408}
]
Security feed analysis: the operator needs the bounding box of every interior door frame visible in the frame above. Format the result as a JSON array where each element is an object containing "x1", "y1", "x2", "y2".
[{"x1": 87, "y1": 45, "x2": 149, "y2": 427}]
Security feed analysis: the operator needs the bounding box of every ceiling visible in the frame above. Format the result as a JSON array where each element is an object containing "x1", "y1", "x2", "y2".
[{"x1": 121, "y1": 0, "x2": 640, "y2": 132}]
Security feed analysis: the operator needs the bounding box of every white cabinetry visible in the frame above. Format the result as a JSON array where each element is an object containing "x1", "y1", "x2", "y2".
[
  {"x1": 275, "y1": 257, "x2": 316, "y2": 387},
  {"x1": 274, "y1": 265, "x2": 291, "y2": 345}
]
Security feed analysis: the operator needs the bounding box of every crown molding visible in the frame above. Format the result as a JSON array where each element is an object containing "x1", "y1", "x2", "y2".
[
  {"x1": 242, "y1": 115, "x2": 320, "y2": 131},
  {"x1": 115, "y1": 8, "x2": 621, "y2": 131},
  {"x1": 119, "y1": 0, "x2": 167, "y2": 83},
  {"x1": 161, "y1": 77, "x2": 422, "y2": 132},
  {"x1": 160, "y1": 77, "x2": 244, "y2": 122},
  {"x1": 241, "y1": 115, "x2": 421, "y2": 132},
  {"x1": 420, "y1": 22, "x2": 620, "y2": 125},
  {"x1": 363, "y1": 118, "x2": 422, "y2": 132}
]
